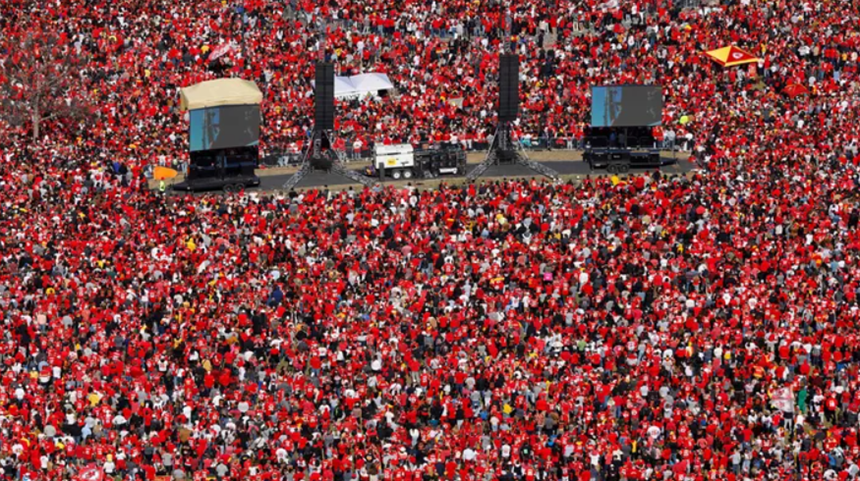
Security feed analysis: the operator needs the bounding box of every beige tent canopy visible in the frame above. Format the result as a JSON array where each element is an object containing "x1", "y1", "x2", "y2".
[{"x1": 179, "y1": 78, "x2": 263, "y2": 111}]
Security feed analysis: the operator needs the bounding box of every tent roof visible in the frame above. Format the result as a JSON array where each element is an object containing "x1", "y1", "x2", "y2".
[
  {"x1": 349, "y1": 73, "x2": 395, "y2": 93},
  {"x1": 313, "y1": 73, "x2": 395, "y2": 98},
  {"x1": 334, "y1": 76, "x2": 357, "y2": 96},
  {"x1": 179, "y1": 78, "x2": 263, "y2": 111}
]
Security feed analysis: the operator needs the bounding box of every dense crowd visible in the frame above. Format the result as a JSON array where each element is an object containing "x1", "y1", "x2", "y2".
[
  {"x1": 0, "y1": 0, "x2": 724, "y2": 165},
  {"x1": 3, "y1": 0, "x2": 860, "y2": 481}
]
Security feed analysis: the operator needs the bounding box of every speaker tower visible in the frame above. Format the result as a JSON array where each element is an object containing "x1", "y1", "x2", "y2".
[{"x1": 283, "y1": 58, "x2": 375, "y2": 190}]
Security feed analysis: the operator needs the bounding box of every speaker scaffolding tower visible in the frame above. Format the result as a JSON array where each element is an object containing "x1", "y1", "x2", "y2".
[
  {"x1": 283, "y1": 20, "x2": 375, "y2": 191},
  {"x1": 466, "y1": 4, "x2": 560, "y2": 183}
]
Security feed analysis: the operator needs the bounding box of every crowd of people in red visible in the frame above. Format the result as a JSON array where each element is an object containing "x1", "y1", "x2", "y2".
[
  {"x1": 3, "y1": 0, "x2": 860, "y2": 481},
  {"x1": 1, "y1": 0, "x2": 721, "y2": 164}
]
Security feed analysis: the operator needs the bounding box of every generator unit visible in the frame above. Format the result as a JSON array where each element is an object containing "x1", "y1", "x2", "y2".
[
  {"x1": 370, "y1": 143, "x2": 467, "y2": 179},
  {"x1": 373, "y1": 144, "x2": 417, "y2": 179}
]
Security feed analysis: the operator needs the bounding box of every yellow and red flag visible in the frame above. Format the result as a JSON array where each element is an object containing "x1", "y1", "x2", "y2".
[{"x1": 704, "y1": 46, "x2": 760, "y2": 68}]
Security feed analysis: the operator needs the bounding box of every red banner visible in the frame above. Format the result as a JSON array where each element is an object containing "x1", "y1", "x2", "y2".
[
  {"x1": 208, "y1": 42, "x2": 234, "y2": 62},
  {"x1": 75, "y1": 465, "x2": 104, "y2": 481}
]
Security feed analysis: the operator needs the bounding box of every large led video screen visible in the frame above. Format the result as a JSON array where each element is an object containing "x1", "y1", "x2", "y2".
[
  {"x1": 189, "y1": 105, "x2": 260, "y2": 152},
  {"x1": 590, "y1": 86, "x2": 662, "y2": 127}
]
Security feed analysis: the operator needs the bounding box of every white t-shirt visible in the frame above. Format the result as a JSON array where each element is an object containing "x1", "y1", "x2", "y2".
[{"x1": 463, "y1": 448, "x2": 476, "y2": 461}]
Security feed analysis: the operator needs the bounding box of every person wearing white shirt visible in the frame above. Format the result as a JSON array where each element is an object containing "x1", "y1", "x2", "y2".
[
  {"x1": 463, "y1": 448, "x2": 476, "y2": 462},
  {"x1": 104, "y1": 458, "x2": 116, "y2": 476}
]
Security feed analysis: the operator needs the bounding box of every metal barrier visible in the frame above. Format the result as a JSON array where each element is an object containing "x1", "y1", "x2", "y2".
[
  {"x1": 261, "y1": 152, "x2": 303, "y2": 167},
  {"x1": 260, "y1": 138, "x2": 586, "y2": 165}
]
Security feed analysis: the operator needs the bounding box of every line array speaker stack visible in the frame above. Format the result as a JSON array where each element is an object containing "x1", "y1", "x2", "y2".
[
  {"x1": 498, "y1": 54, "x2": 520, "y2": 122},
  {"x1": 314, "y1": 62, "x2": 335, "y2": 130}
]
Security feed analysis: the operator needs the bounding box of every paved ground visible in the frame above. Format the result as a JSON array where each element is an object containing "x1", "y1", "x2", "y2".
[
  {"x1": 253, "y1": 149, "x2": 689, "y2": 177},
  {"x1": 259, "y1": 156, "x2": 694, "y2": 191},
  {"x1": 161, "y1": 150, "x2": 694, "y2": 193}
]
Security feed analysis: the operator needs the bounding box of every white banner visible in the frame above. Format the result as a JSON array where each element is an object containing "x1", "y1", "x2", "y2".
[{"x1": 771, "y1": 386, "x2": 795, "y2": 413}]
